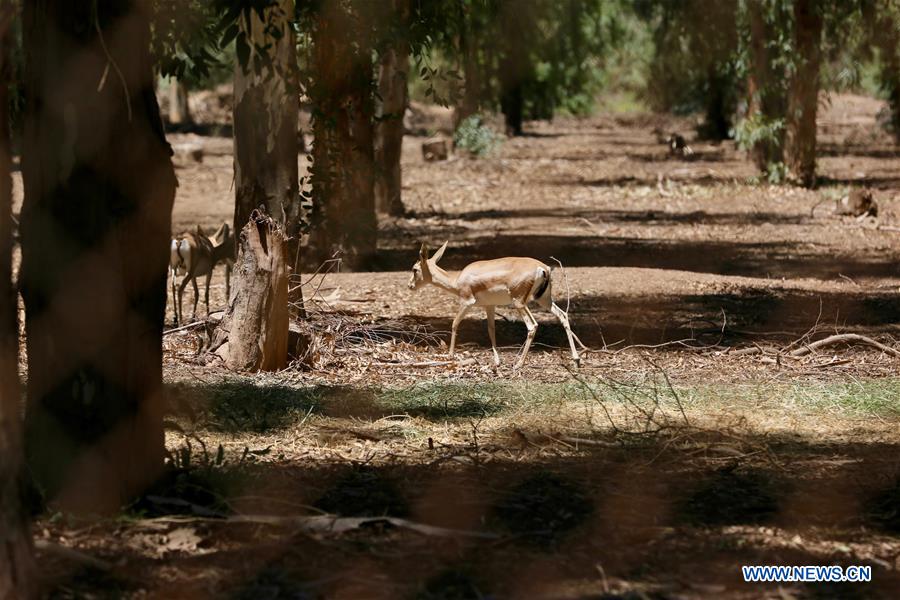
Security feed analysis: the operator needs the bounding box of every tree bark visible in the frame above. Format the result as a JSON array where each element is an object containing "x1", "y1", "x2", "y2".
[
  {"x1": 212, "y1": 210, "x2": 288, "y2": 371},
  {"x1": 746, "y1": 0, "x2": 786, "y2": 172},
  {"x1": 232, "y1": 0, "x2": 299, "y2": 243},
  {"x1": 374, "y1": 6, "x2": 409, "y2": 218},
  {"x1": 784, "y1": 0, "x2": 822, "y2": 187},
  {"x1": 0, "y1": 7, "x2": 35, "y2": 596},
  {"x1": 220, "y1": 0, "x2": 299, "y2": 362},
  {"x1": 168, "y1": 77, "x2": 192, "y2": 126},
  {"x1": 20, "y1": 0, "x2": 176, "y2": 512},
  {"x1": 454, "y1": 12, "x2": 481, "y2": 128},
  {"x1": 308, "y1": 3, "x2": 377, "y2": 271}
]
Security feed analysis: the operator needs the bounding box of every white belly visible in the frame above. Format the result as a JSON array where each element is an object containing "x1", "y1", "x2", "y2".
[{"x1": 474, "y1": 288, "x2": 514, "y2": 306}]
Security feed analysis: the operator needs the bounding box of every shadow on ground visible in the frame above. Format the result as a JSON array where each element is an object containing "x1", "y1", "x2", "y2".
[
  {"x1": 41, "y1": 428, "x2": 900, "y2": 599},
  {"x1": 373, "y1": 233, "x2": 897, "y2": 280},
  {"x1": 384, "y1": 286, "x2": 900, "y2": 348}
]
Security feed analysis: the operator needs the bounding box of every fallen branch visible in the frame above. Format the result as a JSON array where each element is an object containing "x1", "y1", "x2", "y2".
[
  {"x1": 789, "y1": 334, "x2": 900, "y2": 358},
  {"x1": 140, "y1": 514, "x2": 499, "y2": 539},
  {"x1": 374, "y1": 358, "x2": 477, "y2": 368},
  {"x1": 163, "y1": 320, "x2": 208, "y2": 336},
  {"x1": 555, "y1": 435, "x2": 620, "y2": 448}
]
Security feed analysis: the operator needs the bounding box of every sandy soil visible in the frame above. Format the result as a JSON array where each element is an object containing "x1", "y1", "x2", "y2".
[
  {"x1": 29, "y1": 92, "x2": 900, "y2": 599},
  {"x1": 149, "y1": 91, "x2": 900, "y2": 382}
]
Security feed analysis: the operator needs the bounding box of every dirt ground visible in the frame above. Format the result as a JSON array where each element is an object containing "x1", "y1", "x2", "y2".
[{"x1": 27, "y1": 93, "x2": 900, "y2": 599}]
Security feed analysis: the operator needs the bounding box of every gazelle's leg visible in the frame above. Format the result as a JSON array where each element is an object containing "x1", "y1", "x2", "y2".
[
  {"x1": 225, "y1": 264, "x2": 232, "y2": 301},
  {"x1": 177, "y1": 276, "x2": 190, "y2": 324},
  {"x1": 514, "y1": 306, "x2": 538, "y2": 370},
  {"x1": 204, "y1": 271, "x2": 212, "y2": 316},
  {"x1": 485, "y1": 306, "x2": 500, "y2": 366},
  {"x1": 449, "y1": 303, "x2": 472, "y2": 357},
  {"x1": 550, "y1": 302, "x2": 580, "y2": 366},
  {"x1": 170, "y1": 268, "x2": 179, "y2": 325},
  {"x1": 191, "y1": 277, "x2": 199, "y2": 320}
]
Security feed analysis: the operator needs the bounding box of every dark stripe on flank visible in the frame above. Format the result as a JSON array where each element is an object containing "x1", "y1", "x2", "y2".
[{"x1": 533, "y1": 269, "x2": 550, "y2": 300}]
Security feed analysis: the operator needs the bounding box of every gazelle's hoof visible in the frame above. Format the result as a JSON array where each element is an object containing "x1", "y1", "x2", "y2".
[{"x1": 574, "y1": 357, "x2": 581, "y2": 368}]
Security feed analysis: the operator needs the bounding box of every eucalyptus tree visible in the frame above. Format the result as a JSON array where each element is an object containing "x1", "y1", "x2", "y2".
[
  {"x1": 637, "y1": 0, "x2": 740, "y2": 139},
  {"x1": 438, "y1": 0, "x2": 620, "y2": 136}
]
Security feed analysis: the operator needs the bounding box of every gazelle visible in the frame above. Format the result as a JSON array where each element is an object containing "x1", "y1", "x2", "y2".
[
  {"x1": 408, "y1": 242, "x2": 583, "y2": 369},
  {"x1": 169, "y1": 223, "x2": 235, "y2": 325},
  {"x1": 209, "y1": 222, "x2": 235, "y2": 298}
]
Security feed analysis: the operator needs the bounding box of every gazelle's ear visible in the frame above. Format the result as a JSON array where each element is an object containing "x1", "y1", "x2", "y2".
[
  {"x1": 419, "y1": 242, "x2": 429, "y2": 262},
  {"x1": 431, "y1": 240, "x2": 448, "y2": 263}
]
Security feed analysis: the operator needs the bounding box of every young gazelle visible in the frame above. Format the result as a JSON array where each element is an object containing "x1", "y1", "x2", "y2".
[
  {"x1": 408, "y1": 242, "x2": 582, "y2": 369},
  {"x1": 169, "y1": 223, "x2": 235, "y2": 325}
]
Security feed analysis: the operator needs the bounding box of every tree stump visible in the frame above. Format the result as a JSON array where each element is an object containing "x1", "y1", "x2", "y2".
[{"x1": 211, "y1": 210, "x2": 289, "y2": 371}]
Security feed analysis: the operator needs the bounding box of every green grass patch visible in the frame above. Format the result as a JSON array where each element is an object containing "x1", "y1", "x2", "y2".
[
  {"x1": 681, "y1": 379, "x2": 900, "y2": 417},
  {"x1": 167, "y1": 377, "x2": 900, "y2": 435}
]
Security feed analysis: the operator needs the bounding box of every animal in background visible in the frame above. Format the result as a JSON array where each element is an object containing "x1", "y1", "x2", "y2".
[
  {"x1": 408, "y1": 241, "x2": 584, "y2": 369},
  {"x1": 667, "y1": 133, "x2": 694, "y2": 158},
  {"x1": 169, "y1": 222, "x2": 235, "y2": 325}
]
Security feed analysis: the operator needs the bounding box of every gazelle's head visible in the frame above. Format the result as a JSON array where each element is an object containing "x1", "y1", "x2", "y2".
[
  {"x1": 210, "y1": 222, "x2": 231, "y2": 246},
  {"x1": 408, "y1": 241, "x2": 447, "y2": 290}
]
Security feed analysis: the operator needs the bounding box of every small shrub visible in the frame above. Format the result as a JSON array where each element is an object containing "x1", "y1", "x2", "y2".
[{"x1": 453, "y1": 115, "x2": 502, "y2": 158}]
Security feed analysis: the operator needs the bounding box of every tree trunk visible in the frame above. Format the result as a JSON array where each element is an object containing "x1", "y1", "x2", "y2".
[
  {"x1": 499, "y1": 5, "x2": 527, "y2": 137},
  {"x1": 20, "y1": 0, "x2": 176, "y2": 512},
  {"x1": 308, "y1": 4, "x2": 377, "y2": 271},
  {"x1": 233, "y1": 0, "x2": 299, "y2": 243},
  {"x1": 374, "y1": 11, "x2": 409, "y2": 218},
  {"x1": 702, "y1": 67, "x2": 731, "y2": 140},
  {"x1": 500, "y1": 82, "x2": 523, "y2": 137},
  {"x1": 883, "y1": 45, "x2": 900, "y2": 144},
  {"x1": 222, "y1": 0, "x2": 299, "y2": 362},
  {"x1": 454, "y1": 16, "x2": 481, "y2": 128},
  {"x1": 0, "y1": 8, "x2": 35, "y2": 596},
  {"x1": 746, "y1": 0, "x2": 786, "y2": 172},
  {"x1": 168, "y1": 77, "x2": 192, "y2": 126},
  {"x1": 869, "y1": 1, "x2": 900, "y2": 144},
  {"x1": 212, "y1": 210, "x2": 288, "y2": 371},
  {"x1": 784, "y1": 0, "x2": 822, "y2": 187}
]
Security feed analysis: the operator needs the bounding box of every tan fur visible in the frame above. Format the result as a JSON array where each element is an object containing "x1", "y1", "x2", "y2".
[
  {"x1": 169, "y1": 223, "x2": 235, "y2": 325},
  {"x1": 409, "y1": 241, "x2": 581, "y2": 369}
]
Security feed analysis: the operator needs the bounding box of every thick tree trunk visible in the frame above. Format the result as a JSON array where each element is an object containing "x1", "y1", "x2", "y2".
[
  {"x1": 20, "y1": 1, "x2": 176, "y2": 511},
  {"x1": 784, "y1": 0, "x2": 822, "y2": 187},
  {"x1": 308, "y1": 4, "x2": 377, "y2": 271},
  {"x1": 232, "y1": 1, "x2": 299, "y2": 243},
  {"x1": 374, "y1": 29, "x2": 409, "y2": 217},
  {"x1": 212, "y1": 210, "x2": 288, "y2": 371},
  {"x1": 223, "y1": 0, "x2": 299, "y2": 361},
  {"x1": 0, "y1": 9, "x2": 35, "y2": 596},
  {"x1": 746, "y1": 0, "x2": 786, "y2": 172},
  {"x1": 168, "y1": 77, "x2": 192, "y2": 126}
]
